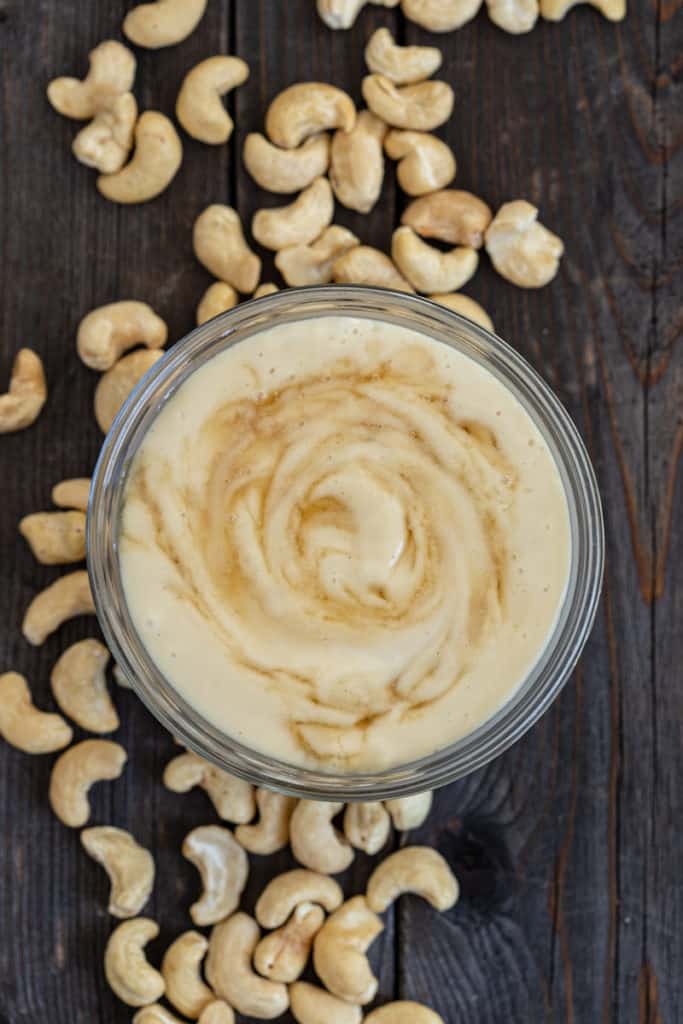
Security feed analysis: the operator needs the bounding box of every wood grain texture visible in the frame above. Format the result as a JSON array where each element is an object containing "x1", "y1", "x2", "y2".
[{"x1": 0, "y1": 1, "x2": 681, "y2": 1022}]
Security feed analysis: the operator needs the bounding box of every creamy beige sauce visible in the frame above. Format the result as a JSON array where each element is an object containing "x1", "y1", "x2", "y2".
[{"x1": 120, "y1": 316, "x2": 571, "y2": 771}]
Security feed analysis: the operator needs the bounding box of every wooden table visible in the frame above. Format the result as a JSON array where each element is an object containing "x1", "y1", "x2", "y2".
[{"x1": 1, "y1": 2, "x2": 680, "y2": 1021}]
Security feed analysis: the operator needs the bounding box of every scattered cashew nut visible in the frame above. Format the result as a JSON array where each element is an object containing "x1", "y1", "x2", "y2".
[
  {"x1": 243, "y1": 132, "x2": 331, "y2": 194},
  {"x1": 235, "y1": 788, "x2": 297, "y2": 855},
  {"x1": 134, "y1": 1006, "x2": 187, "y2": 1024},
  {"x1": 81, "y1": 826, "x2": 155, "y2": 918},
  {"x1": 313, "y1": 896, "x2": 384, "y2": 1005},
  {"x1": 362, "y1": 74, "x2": 454, "y2": 131},
  {"x1": 98, "y1": 111, "x2": 183, "y2": 204},
  {"x1": 193, "y1": 205, "x2": 261, "y2": 294},
  {"x1": 253, "y1": 283, "x2": 279, "y2": 299},
  {"x1": 123, "y1": 0, "x2": 209, "y2": 48},
  {"x1": 401, "y1": 189, "x2": 492, "y2": 247},
  {"x1": 182, "y1": 824, "x2": 249, "y2": 926},
  {"x1": 486, "y1": 0, "x2": 539, "y2": 31},
  {"x1": 49, "y1": 739, "x2": 127, "y2": 828},
  {"x1": 94, "y1": 349, "x2": 164, "y2": 433},
  {"x1": 329, "y1": 110, "x2": 386, "y2": 213},
  {"x1": 365, "y1": 28, "x2": 442, "y2": 85},
  {"x1": 289, "y1": 981, "x2": 363, "y2": 1024},
  {"x1": 0, "y1": 349, "x2": 47, "y2": 433},
  {"x1": 161, "y1": 931, "x2": 214, "y2": 1018},
  {"x1": 22, "y1": 570, "x2": 95, "y2": 646},
  {"x1": 429, "y1": 293, "x2": 494, "y2": 332},
  {"x1": 484, "y1": 199, "x2": 564, "y2": 288},
  {"x1": 77, "y1": 300, "x2": 167, "y2": 372},
  {"x1": 364, "y1": 1003, "x2": 445, "y2": 1024},
  {"x1": 196, "y1": 282, "x2": 239, "y2": 325},
  {"x1": 205, "y1": 913, "x2": 289, "y2": 1019},
  {"x1": 384, "y1": 792, "x2": 434, "y2": 831},
  {"x1": 255, "y1": 869, "x2": 344, "y2": 929},
  {"x1": 177, "y1": 56, "x2": 250, "y2": 144},
  {"x1": 105, "y1": 917, "x2": 165, "y2": 1007},
  {"x1": 0, "y1": 672, "x2": 72, "y2": 754},
  {"x1": 276, "y1": 226, "x2": 359, "y2": 287},
  {"x1": 265, "y1": 83, "x2": 356, "y2": 150},
  {"x1": 366, "y1": 846, "x2": 459, "y2": 912},
  {"x1": 289, "y1": 800, "x2": 354, "y2": 874},
  {"x1": 318, "y1": 0, "x2": 400, "y2": 28},
  {"x1": 332, "y1": 245, "x2": 414, "y2": 292},
  {"x1": 47, "y1": 40, "x2": 136, "y2": 120},
  {"x1": 540, "y1": 0, "x2": 625, "y2": 19},
  {"x1": 392, "y1": 226, "x2": 478, "y2": 293},
  {"x1": 253, "y1": 902, "x2": 324, "y2": 983},
  {"x1": 384, "y1": 130, "x2": 456, "y2": 196},
  {"x1": 401, "y1": 0, "x2": 484, "y2": 31},
  {"x1": 198, "y1": 1003, "x2": 236, "y2": 1024},
  {"x1": 19, "y1": 510, "x2": 86, "y2": 565},
  {"x1": 163, "y1": 750, "x2": 255, "y2": 822},
  {"x1": 72, "y1": 93, "x2": 138, "y2": 174},
  {"x1": 52, "y1": 477, "x2": 91, "y2": 512},
  {"x1": 252, "y1": 177, "x2": 334, "y2": 251},
  {"x1": 50, "y1": 638, "x2": 119, "y2": 733},
  {"x1": 343, "y1": 802, "x2": 391, "y2": 855}
]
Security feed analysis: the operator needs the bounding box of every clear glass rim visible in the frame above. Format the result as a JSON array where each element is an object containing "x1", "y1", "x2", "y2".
[{"x1": 87, "y1": 286, "x2": 604, "y2": 800}]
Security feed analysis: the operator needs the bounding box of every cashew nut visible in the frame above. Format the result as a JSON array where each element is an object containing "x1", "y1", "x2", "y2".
[
  {"x1": 275, "y1": 226, "x2": 359, "y2": 287},
  {"x1": 252, "y1": 177, "x2": 334, "y2": 251},
  {"x1": 205, "y1": 913, "x2": 289, "y2": 1019},
  {"x1": 401, "y1": 189, "x2": 492, "y2": 247},
  {"x1": 177, "y1": 57, "x2": 250, "y2": 144},
  {"x1": 161, "y1": 931, "x2": 214, "y2": 1018},
  {"x1": 255, "y1": 869, "x2": 344, "y2": 929},
  {"x1": 98, "y1": 111, "x2": 183, "y2": 204},
  {"x1": 485, "y1": 0, "x2": 539, "y2": 31},
  {"x1": 484, "y1": 199, "x2": 564, "y2": 288},
  {"x1": 289, "y1": 801, "x2": 354, "y2": 874},
  {"x1": 49, "y1": 739, "x2": 127, "y2": 828},
  {"x1": 113, "y1": 664, "x2": 132, "y2": 688},
  {"x1": 52, "y1": 477, "x2": 91, "y2": 512},
  {"x1": 182, "y1": 824, "x2": 249, "y2": 926},
  {"x1": 77, "y1": 300, "x2": 167, "y2": 372},
  {"x1": 0, "y1": 349, "x2": 47, "y2": 433},
  {"x1": 540, "y1": 0, "x2": 625, "y2": 19},
  {"x1": 72, "y1": 93, "x2": 138, "y2": 174},
  {"x1": 401, "y1": 0, "x2": 484, "y2": 30},
  {"x1": 94, "y1": 349, "x2": 164, "y2": 433},
  {"x1": 163, "y1": 750, "x2": 255, "y2": 822},
  {"x1": 343, "y1": 802, "x2": 391, "y2": 855},
  {"x1": 22, "y1": 570, "x2": 95, "y2": 646},
  {"x1": 235, "y1": 788, "x2": 297, "y2": 855},
  {"x1": 253, "y1": 901, "x2": 324, "y2": 983},
  {"x1": 198, "y1": 1003, "x2": 236, "y2": 1024},
  {"x1": 392, "y1": 226, "x2": 478, "y2": 293},
  {"x1": 193, "y1": 205, "x2": 261, "y2": 294},
  {"x1": 243, "y1": 132, "x2": 331, "y2": 194},
  {"x1": 332, "y1": 245, "x2": 414, "y2": 292},
  {"x1": 134, "y1": 1007, "x2": 187, "y2": 1024},
  {"x1": 123, "y1": 0, "x2": 208, "y2": 48},
  {"x1": 365, "y1": 28, "x2": 442, "y2": 85},
  {"x1": 19, "y1": 510, "x2": 86, "y2": 565},
  {"x1": 50, "y1": 639, "x2": 119, "y2": 733},
  {"x1": 47, "y1": 40, "x2": 136, "y2": 120},
  {"x1": 362, "y1": 75, "x2": 454, "y2": 131},
  {"x1": 329, "y1": 110, "x2": 386, "y2": 213},
  {"x1": 289, "y1": 982, "x2": 362, "y2": 1024},
  {"x1": 429, "y1": 292, "x2": 494, "y2": 332},
  {"x1": 313, "y1": 896, "x2": 383, "y2": 1005},
  {"x1": 105, "y1": 917, "x2": 165, "y2": 1007},
  {"x1": 265, "y1": 83, "x2": 356, "y2": 150},
  {"x1": 0, "y1": 672, "x2": 72, "y2": 754},
  {"x1": 196, "y1": 282, "x2": 239, "y2": 325},
  {"x1": 364, "y1": 1003, "x2": 445, "y2": 1024},
  {"x1": 253, "y1": 284, "x2": 280, "y2": 299},
  {"x1": 81, "y1": 826, "x2": 155, "y2": 918},
  {"x1": 366, "y1": 846, "x2": 459, "y2": 912},
  {"x1": 317, "y1": 0, "x2": 400, "y2": 28},
  {"x1": 384, "y1": 792, "x2": 434, "y2": 831},
  {"x1": 384, "y1": 130, "x2": 456, "y2": 196}
]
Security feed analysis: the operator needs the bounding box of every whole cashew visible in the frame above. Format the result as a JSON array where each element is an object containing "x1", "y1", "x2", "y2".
[
  {"x1": 205, "y1": 913, "x2": 289, "y2": 1018},
  {"x1": 81, "y1": 826, "x2": 155, "y2": 918},
  {"x1": 50, "y1": 639, "x2": 119, "y2": 734},
  {"x1": 364, "y1": 28, "x2": 442, "y2": 85},
  {"x1": 198, "y1": 1002, "x2": 236, "y2": 1024},
  {"x1": 343, "y1": 802, "x2": 391, "y2": 855},
  {"x1": 429, "y1": 292, "x2": 494, "y2": 332},
  {"x1": 362, "y1": 74, "x2": 454, "y2": 131},
  {"x1": 163, "y1": 750, "x2": 255, "y2": 822},
  {"x1": 485, "y1": 0, "x2": 539, "y2": 31},
  {"x1": 105, "y1": 918, "x2": 165, "y2": 1007},
  {"x1": 392, "y1": 226, "x2": 478, "y2": 293},
  {"x1": 52, "y1": 477, "x2": 91, "y2": 512},
  {"x1": 182, "y1": 824, "x2": 249, "y2": 926},
  {"x1": 265, "y1": 83, "x2": 356, "y2": 150},
  {"x1": 484, "y1": 199, "x2": 564, "y2": 287},
  {"x1": 72, "y1": 93, "x2": 138, "y2": 174},
  {"x1": 134, "y1": 1007, "x2": 187, "y2": 1024},
  {"x1": 384, "y1": 792, "x2": 434, "y2": 831},
  {"x1": 253, "y1": 902, "x2": 325, "y2": 983},
  {"x1": 196, "y1": 282, "x2": 239, "y2": 325},
  {"x1": 177, "y1": 56, "x2": 250, "y2": 144},
  {"x1": 161, "y1": 930, "x2": 214, "y2": 1018},
  {"x1": 77, "y1": 300, "x2": 167, "y2": 372},
  {"x1": 401, "y1": 0, "x2": 484, "y2": 30},
  {"x1": 94, "y1": 349, "x2": 164, "y2": 433},
  {"x1": 0, "y1": 349, "x2": 47, "y2": 433},
  {"x1": 193, "y1": 205, "x2": 261, "y2": 294},
  {"x1": 0, "y1": 672, "x2": 72, "y2": 754},
  {"x1": 384, "y1": 130, "x2": 456, "y2": 196},
  {"x1": 540, "y1": 0, "x2": 625, "y2": 19},
  {"x1": 401, "y1": 189, "x2": 492, "y2": 247},
  {"x1": 47, "y1": 40, "x2": 136, "y2": 120},
  {"x1": 252, "y1": 177, "x2": 334, "y2": 251},
  {"x1": 49, "y1": 739, "x2": 127, "y2": 828},
  {"x1": 123, "y1": 0, "x2": 209, "y2": 48},
  {"x1": 19, "y1": 510, "x2": 86, "y2": 565},
  {"x1": 289, "y1": 801, "x2": 354, "y2": 874},
  {"x1": 332, "y1": 245, "x2": 414, "y2": 292},
  {"x1": 22, "y1": 570, "x2": 95, "y2": 646},
  {"x1": 364, "y1": 1002, "x2": 445, "y2": 1023},
  {"x1": 317, "y1": 0, "x2": 400, "y2": 28},
  {"x1": 289, "y1": 981, "x2": 362, "y2": 1024},
  {"x1": 329, "y1": 110, "x2": 386, "y2": 213},
  {"x1": 98, "y1": 111, "x2": 183, "y2": 204},
  {"x1": 235, "y1": 788, "x2": 297, "y2": 855},
  {"x1": 312, "y1": 896, "x2": 383, "y2": 1005},
  {"x1": 243, "y1": 132, "x2": 331, "y2": 194},
  {"x1": 255, "y1": 869, "x2": 344, "y2": 929},
  {"x1": 366, "y1": 846, "x2": 459, "y2": 912},
  {"x1": 275, "y1": 226, "x2": 359, "y2": 287},
  {"x1": 253, "y1": 283, "x2": 279, "y2": 299}
]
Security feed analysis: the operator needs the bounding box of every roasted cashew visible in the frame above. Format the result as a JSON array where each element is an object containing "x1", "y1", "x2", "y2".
[
  {"x1": 485, "y1": 0, "x2": 539, "y2": 31},
  {"x1": 161, "y1": 930, "x2": 214, "y2": 1018},
  {"x1": 276, "y1": 226, "x2": 359, "y2": 287},
  {"x1": 318, "y1": 0, "x2": 400, "y2": 28},
  {"x1": 163, "y1": 750, "x2": 255, "y2": 822},
  {"x1": 198, "y1": 1002, "x2": 236, "y2": 1024},
  {"x1": 52, "y1": 477, "x2": 91, "y2": 512},
  {"x1": 0, "y1": 672, "x2": 72, "y2": 754},
  {"x1": 343, "y1": 802, "x2": 391, "y2": 855},
  {"x1": 134, "y1": 1007, "x2": 187, "y2": 1024},
  {"x1": 329, "y1": 110, "x2": 386, "y2": 213},
  {"x1": 81, "y1": 826, "x2": 155, "y2": 918},
  {"x1": 243, "y1": 133, "x2": 330, "y2": 194},
  {"x1": 177, "y1": 56, "x2": 249, "y2": 144},
  {"x1": 401, "y1": 189, "x2": 492, "y2": 247},
  {"x1": 206, "y1": 913, "x2": 289, "y2": 1018},
  {"x1": 77, "y1": 300, "x2": 167, "y2": 372},
  {"x1": 49, "y1": 739, "x2": 127, "y2": 828},
  {"x1": 266, "y1": 83, "x2": 356, "y2": 150},
  {"x1": 540, "y1": 0, "x2": 625, "y2": 19},
  {"x1": 255, "y1": 869, "x2": 344, "y2": 929},
  {"x1": 289, "y1": 801, "x2": 354, "y2": 874},
  {"x1": 366, "y1": 846, "x2": 459, "y2": 912},
  {"x1": 332, "y1": 245, "x2": 414, "y2": 292},
  {"x1": 123, "y1": 0, "x2": 208, "y2": 48},
  {"x1": 22, "y1": 570, "x2": 95, "y2": 646},
  {"x1": 95, "y1": 349, "x2": 164, "y2": 433},
  {"x1": 47, "y1": 40, "x2": 136, "y2": 120},
  {"x1": 105, "y1": 918, "x2": 165, "y2": 1007},
  {"x1": 253, "y1": 901, "x2": 324, "y2": 983},
  {"x1": 384, "y1": 130, "x2": 456, "y2": 196},
  {"x1": 401, "y1": 0, "x2": 484, "y2": 30},
  {"x1": 193, "y1": 205, "x2": 261, "y2": 294},
  {"x1": 365, "y1": 28, "x2": 442, "y2": 85},
  {"x1": 485, "y1": 199, "x2": 564, "y2": 288},
  {"x1": 113, "y1": 664, "x2": 132, "y2": 688},
  {"x1": 384, "y1": 792, "x2": 433, "y2": 831},
  {"x1": 429, "y1": 293, "x2": 494, "y2": 332},
  {"x1": 72, "y1": 93, "x2": 138, "y2": 174},
  {"x1": 313, "y1": 896, "x2": 383, "y2": 1005},
  {"x1": 182, "y1": 824, "x2": 249, "y2": 926},
  {"x1": 98, "y1": 111, "x2": 183, "y2": 204},
  {"x1": 364, "y1": 1003, "x2": 445, "y2": 1023},
  {"x1": 252, "y1": 177, "x2": 334, "y2": 251},
  {"x1": 19, "y1": 510, "x2": 86, "y2": 565},
  {"x1": 50, "y1": 639, "x2": 118, "y2": 734},
  {"x1": 196, "y1": 282, "x2": 239, "y2": 325},
  {"x1": 0, "y1": 349, "x2": 47, "y2": 433},
  {"x1": 289, "y1": 981, "x2": 362, "y2": 1024},
  {"x1": 235, "y1": 788, "x2": 297, "y2": 855},
  {"x1": 253, "y1": 283, "x2": 279, "y2": 299},
  {"x1": 362, "y1": 75, "x2": 454, "y2": 131},
  {"x1": 392, "y1": 226, "x2": 478, "y2": 293}
]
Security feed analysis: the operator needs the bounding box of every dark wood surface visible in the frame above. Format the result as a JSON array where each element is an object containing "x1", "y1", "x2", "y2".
[{"x1": 1, "y1": 2, "x2": 681, "y2": 1022}]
